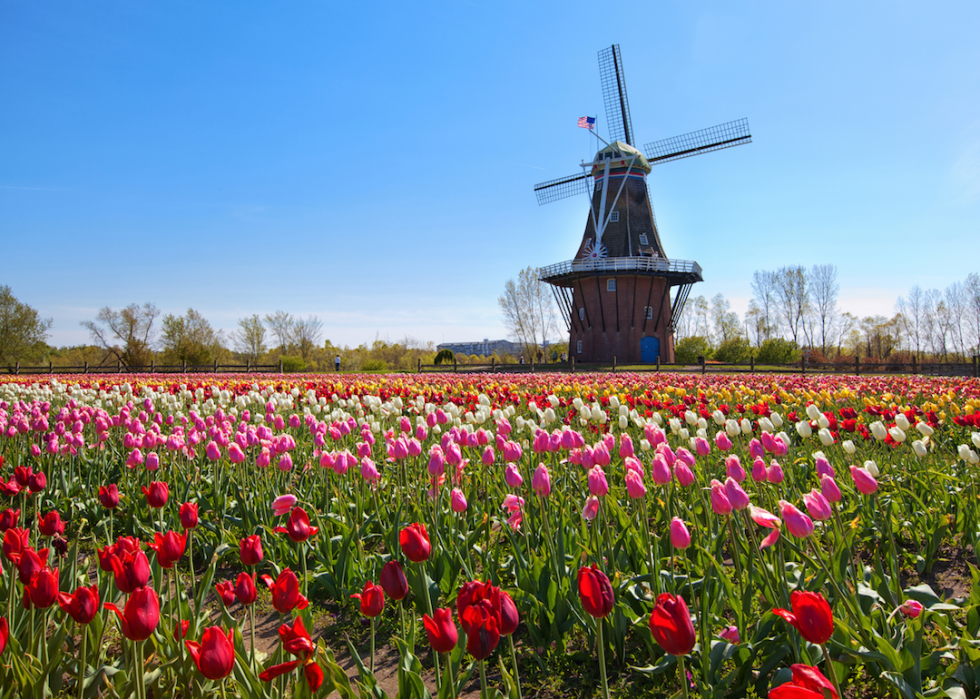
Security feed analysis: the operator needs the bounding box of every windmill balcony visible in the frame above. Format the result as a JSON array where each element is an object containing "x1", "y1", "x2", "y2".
[{"x1": 538, "y1": 256, "x2": 702, "y2": 287}]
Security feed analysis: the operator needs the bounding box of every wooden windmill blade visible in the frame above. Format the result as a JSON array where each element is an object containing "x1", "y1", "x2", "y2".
[
  {"x1": 534, "y1": 173, "x2": 593, "y2": 205},
  {"x1": 598, "y1": 45, "x2": 634, "y2": 146},
  {"x1": 643, "y1": 118, "x2": 752, "y2": 165}
]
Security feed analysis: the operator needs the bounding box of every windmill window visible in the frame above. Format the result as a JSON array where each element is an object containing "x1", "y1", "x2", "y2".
[
  {"x1": 609, "y1": 211, "x2": 619, "y2": 222},
  {"x1": 638, "y1": 234, "x2": 649, "y2": 245},
  {"x1": 576, "y1": 340, "x2": 583, "y2": 354},
  {"x1": 607, "y1": 279, "x2": 616, "y2": 292},
  {"x1": 578, "y1": 308, "x2": 585, "y2": 321},
  {"x1": 644, "y1": 306, "x2": 654, "y2": 319}
]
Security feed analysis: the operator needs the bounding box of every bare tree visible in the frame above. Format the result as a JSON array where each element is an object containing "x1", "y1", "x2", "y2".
[
  {"x1": 896, "y1": 285, "x2": 926, "y2": 360},
  {"x1": 499, "y1": 267, "x2": 559, "y2": 360},
  {"x1": 291, "y1": 316, "x2": 324, "y2": 361},
  {"x1": 81, "y1": 303, "x2": 159, "y2": 366},
  {"x1": 809, "y1": 264, "x2": 839, "y2": 354},
  {"x1": 833, "y1": 312, "x2": 858, "y2": 356},
  {"x1": 264, "y1": 311, "x2": 294, "y2": 355},
  {"x1": 944, "y1": 281, "x2": 967, "y2": 360},
  {"x1": 710, "y1": 293, "x2": 742, "y2": 344},
  {"x1": 964, "y1": 273, "x2": 980, "y2": 355},
  {"x1": 750, "y1": 270, "x2": 780, "y2": 341},
  {"x1": 231, "y1": 315, "x2": 267, "y2": 363},
  {"x1": 774, "y1": 266, "x2": 809, "y2": 345}
]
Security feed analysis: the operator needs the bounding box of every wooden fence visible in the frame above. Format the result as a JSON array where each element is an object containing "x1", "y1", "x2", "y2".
[{"x1": 4, "y1": 360, "x2": 282, "y2": 375}]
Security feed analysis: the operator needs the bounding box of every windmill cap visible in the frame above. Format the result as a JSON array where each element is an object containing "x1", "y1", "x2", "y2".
[{"x1": 592, "y1": 141, "x2": 651, "y2": 173}]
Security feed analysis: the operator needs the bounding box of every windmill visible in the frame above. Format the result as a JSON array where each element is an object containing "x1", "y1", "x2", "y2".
[{"x1": 536, "y1": 45, "x2": 751, "y2": 364}]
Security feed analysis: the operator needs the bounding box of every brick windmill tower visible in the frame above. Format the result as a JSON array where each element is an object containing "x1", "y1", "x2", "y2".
[{"x1": 536, "y1": 45, "x2": 751, "y2": 364}]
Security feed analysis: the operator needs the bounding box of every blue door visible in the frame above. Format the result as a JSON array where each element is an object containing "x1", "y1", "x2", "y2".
[{"x1": 641, "y1": 336, "x2": 660, "y2": 363}]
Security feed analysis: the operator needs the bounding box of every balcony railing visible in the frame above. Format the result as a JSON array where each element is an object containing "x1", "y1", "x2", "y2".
[{"x1": 538, "y1": 256, "x2": 702, "y2": 280}]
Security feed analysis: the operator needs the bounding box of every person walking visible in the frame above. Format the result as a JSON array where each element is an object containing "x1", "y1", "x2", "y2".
[{"x1": 335, "y1": 354, "x2": 341, "y2": 372}]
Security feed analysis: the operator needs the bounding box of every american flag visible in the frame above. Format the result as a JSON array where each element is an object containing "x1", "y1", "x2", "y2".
[{"x1": 577, "y1": 116, "x2": 595, "y2": 129}]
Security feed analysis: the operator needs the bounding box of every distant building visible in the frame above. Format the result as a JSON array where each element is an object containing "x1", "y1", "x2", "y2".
[{"x1": 437, "y1": 339, "x2": 522, "y2": 357}]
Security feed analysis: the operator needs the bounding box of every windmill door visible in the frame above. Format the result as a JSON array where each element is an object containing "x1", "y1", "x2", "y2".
[{"x1": 640, "y1": 337, "x2": 660, "y2": 363}]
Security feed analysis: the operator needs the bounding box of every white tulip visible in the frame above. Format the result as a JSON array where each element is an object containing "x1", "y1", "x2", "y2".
[
  {"x1": 580, "y1": 406, "x2": 592, "y2": 421},
  {"x1": 796, "y1": 421, "x2": 813, "y2": 438},
  {"x1": 652, "y1": 412, "x2": 664, "y2": 425},
  {"x1": 713, "y1": 410, "x2": 726, "y2": 426},
  {"x1": 547, "y1": 394, "x2": 559, "y2": 408},
  {"x1": 740, "y1": 418, "x2": 753, "y2": 435},
  {"x1": 817, "y1": 415, "x2": 830, "y2": 429},
  {"x1": 679, "y1": 428, "x2": 690, "y2": 440},
  {"x1": 640, "y1": 439, "x2": 652, "y2": 452},
  {"x1": 895, "y1": 413, "x2": 910, "y2": 431},
  {"x1": 912, "y1": 440, "x2": 928, "y2": 458},
  {"x1": 843, "y1": 440, "x2": 856, "y2": 454},
  {"x1": 597, "y1": 411, "x2": 608, "y2": 425},
  {"x1": 726, "y1": 419, "x2": 740, "y2": 437},
  {"x1": 759, "y1": 417, "x2": 774, "y2": 433},
  {"x1": 870, "y1": 421, "x2": 887, "y2": 441},
  {"x1": 544, "y1": 407, "x2": 556, "y2": 424},
  {"x1": 958, "y1": 444, "x2": 974, "y2": 462},
  {"x1": 818, "y1": 428, "x2": 835, "y2": 446},
  {"x1": 609, "y1": 395, "x2": 620, "y2": 409},
  {"x1": 696, "y1": 428, "x2": 707, "y2": 439},
  {"x1": 689, "y1": 437, "x2": 699, "y2": 451},
  {"x1": 619, "y1": 405, "x2": 629, "y2": 417},
  {"x1": 669, "y1": 418, "x2": 682, "y2": 434},
  {"x1": 889, "y1": 427, "x2": 907, "y2": 443},
  {"x1": 864, "y1": 460, "x2": 880, "y2": 477},
  {"x1": 915, "y1": 422, "x2": 934, "y2": 437},
  {"x1": 697, "y1": 418, "x2": 708, "y2": 431},
  {"x1": 806, "y1": 404, "x2": 822, "y2": 421},
  {"x1": 972, "y1": 432, "x2": 980, "y2": 449},
  {"x1": 771, "y1": 413, "x2": 783, "y2": 428},
  {"x1": 685, "y1": 411, "x2": 697, "y2": 426}
]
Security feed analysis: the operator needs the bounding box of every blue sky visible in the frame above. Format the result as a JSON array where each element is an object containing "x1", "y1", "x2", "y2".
[{"x1": 2, "y1": 1, "x2": 978, "y2": 349}]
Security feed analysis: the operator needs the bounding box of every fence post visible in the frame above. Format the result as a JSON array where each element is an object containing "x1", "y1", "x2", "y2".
[
  {"x1": 15, "y1": 361, "x2": 19, "y2": 375},
  {"x1": 247, "y1": 360, "x2": 251, "y2": 373},
  {"x1": 49, "y1": 361, "x2": 53, "y2": 374},
  {"x1": 855, "y1": 355, "x2": 860, "y2": 376},
  {"x1": 801, "y1": 356, "x2": 806, "y2": 375},
  {"x1": 84, "y1": 361, "x2": 88, "y2": 375},
  {"x1": 151, "y1": 359, "x2": 155, "y2": 373},
  {"x1": 214, "y1": 359, "x2": 218, "y2": 373},
  {"x1": 974, "y1": 354, "x2": 978, "y2": 378},
  {"x1": 612, "y1": 356, "x2": 616, "y2": 373},
  {"x1": 571, "y1": 356, "x2": 575, "y2": 373},
  {"x1": 656, "y1": 356, "x2": 660, "y2": 373},
  {"x1": 117, "y1": 360, "x2": 122, "y2": 373},
  {"x1": 912, "y1": 355, "x2": 917, "y2": 375},
  {"x1": 701, "y1": 356, "x2": 706, "y2": 375},
  {"x1": 278, "y1": 359, "x2": 283, "y2": 374},
  {"x1": 183, "y1": 360, "x2": 187, "y2": 373},
  {"x1": 750, "y1": 356, "x2": 755, "y2": 373},
  {"x1": 453, "y1": 357, "x2": 457, "y2": 374},
  {"x1": 491, "y1": 357, "x2": 495, "y2": 373}
]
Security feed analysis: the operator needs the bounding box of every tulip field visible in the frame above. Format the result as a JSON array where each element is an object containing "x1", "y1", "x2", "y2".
[{"x1": 2, "y1": 372, "x2": 980, "y2": 699}]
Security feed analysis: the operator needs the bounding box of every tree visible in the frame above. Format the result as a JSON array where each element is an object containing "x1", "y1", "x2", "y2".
[
  {"x1": 964, "y1": 273, "x2": 980, "y2": 355},
  {"x1": 896, "y1": 285, "x2": 926, "y2": 360},
  {"x1": 231, "y1": 315, "x2": 267, "y2": 363},
  {"x1": 0, "y1": 286, "x2": 52, "y2": 366},
  {"x1": 81, "y1": 303, "x2": 159, "y2": 367},
  {"x1": 675, "y1": 336, "x2": 712, "y2": 364},
  {"x1": 264, "y1": 311, "x2": 294, "y2": 355},
  {"x1": 291, "y1": 316, "x2": 323, "y2": 361},
  {"x1": 711, "y1": 293, "x2": 742, "y2": 344},
  {"x1": 774, "y1": 266, "x2": 809, "y2": 345},
  {"x1": 809, "y1": 264, "x2": 839, "y2": 355},
  {"x1": 159, "y1": 309, "x2": 225, "y2": 366},
  {"x1": 498, "y1": 267, "x2": 558, "y2": 360},
  {"x1": 750, "y1": 270, "x2": 780, "y2": 341}
]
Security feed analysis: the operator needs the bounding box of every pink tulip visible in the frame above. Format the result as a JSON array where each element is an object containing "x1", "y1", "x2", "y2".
[
  {"x1": 624, "y1": 456, "x2": 644, "y2": 477},
  {"x1": 145, "y1": 452, "x2": 160, "y2": 471},
  {"x1": 820, "y1": 475, "x2": 842, "y2": 503},
  {"x1": 582, "y1": 496, "x2": 600, "y2": 521},
  {"x1": 532, "y1": 464, "x2": 551, "y2": 497},
  {"x1": 625, "y1": 470, "x2": 646, "y2": 499},
  {"x1": 751, "y1": 457, "x2": 767, "y2": 482},
  {"x1": 694, "y1": 437, "x2": 711, "y2": 457},
  {"x1": 725, "y1": 455, "x2": 746, "y2": 483},
  {"x1": 503, "y1": 463, "x2": 523, "y2": 489},
  {"x1": 718, "y1": 625, "x2": 740, "y2": 644},
  {"x1": 360, "y1": 458, "x2": 380, "y2": 483},
  {"x1": 272, "y1": 494, "x2": 297, "y2": 517},
  {"x1": 748, "y1": 505, "x2": 781, "y2": 528},
  {"x1": 767, "y1": 460, "x2": 785, "y2": 484},
  {"x1": 592, "y1": 442, "x2": 611, "y2": 467},
  {"x1": 899, "y1": 600, "x2": 924, "y2": 618},
  {"x1": 256, "y1": 448, "x2": 271, "y2": 468},
  {"x1": 451, "y1": 488, "x2": 468, "y2": 513},
  {"x1": 126, "y1": 449, "x2": 143, "y2": 469},
  {"x1": 814, "y1": 455, "x2": 835, "y2": 479},
  {"x1": 674, "y1": 461, "x2": 696, "y2": 488},
  {"x1": 710, "y1": 480, "x2": 733, "y2": 516},
  {"x1": 802, "y1": 489, "x2": 832, "y2": 521},
  {"x1": 588, "y1": 466, "x2": 609, "y2": 497},
  {"x1": 206, "y1": 441, "x2": 221, "y2": 461},
  {"x1": 656, "y1": 443, "x2": 675, "y2": 468},
  {"x1": 715, "y1": 431, "x2": 733, "y2": 452},
  {"x1": 501, "y1": 441, "x2": 522, "y2": 462},
  {"x1": 850, "y1": 466, "x2": 879, "y2": 495},
  {"x1": 724, "y1": 477, "x2": 750, "y2": 511},
  {"x1": 481, "y1": 446, "x2": 495, "y2": 466},
  {"x1": 670, "y1": 517, "x2": 691, "y2": 549},
  {"x1": 277, "y1": 454, "x2": 293, "y2": 471},
  {"x1": 651, "y1": 454, "x2": 672, "y2": 485},
  {"x1": 644, "y1": 423, "x2": 666, "y2": 447},
  {"x1": 228, "y1": 444, "x2": 245, "y2": 464},
  {"x1": 427, "y1": 446, "x2": 446, "y2": 476},
  {"x1": 675, "y1": 448, "x2": 696, "y2": 468},
  {"x1": 761, "y1": 432, "x2": 777, "y2": 454},
  {"x1": 749, "y1": 438, "x2": 764, "y2": 460},
  {"x1": 778, "y1": 500, "x2": 814, "y2": 538},
  {"x1": 760, "y1": 528, "x2": 780, "y2": 549},
  {"x1": 619, "y1": 434, "x2": 634, "y2": 458}
]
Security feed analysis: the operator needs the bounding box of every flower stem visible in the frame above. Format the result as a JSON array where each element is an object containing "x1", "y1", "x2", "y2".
[
  {"x1": 76, "y1": 623, "x2": 87, "y2": 699},
  {"x1": 508, "y1": 633, "x2": 523, "y2": 699},
  {"x1": 678, "y1": 653, "x2": 690, "y2": 699},
  {"x1": 596, "y1": 618, "x2": 610, "y2": 699},
  {"x1": 820, "y1": 643, "x2": 843, "y2": 699},
  {"x1": 478, "y1": 659, "x2": 489, "y2": 699}
]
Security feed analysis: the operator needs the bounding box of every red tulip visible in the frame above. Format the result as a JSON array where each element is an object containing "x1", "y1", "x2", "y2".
[
  {"x1": 109, "y1": 547, "x2": 151, "y2": 593},
  {"x1": 99, "y1": 484, "x2": 120, "y2": 509},
  {"x1": 279, "y1": 615, "x2": 315, "y2": 657},
  {"x1": 29, "y1": 470, "x2": 47, "y2": 493},
  {"x1": 457, "y1": 580, "x2": 502, "y2": 635},
  {"x1": 399, "y1": 522, "x2": 431, "y2": 563},
  {"x1": 0, "y1": 617, "x2": 7, "y2": 656},
  {"x1": 769, "y1": 664, "x2": 839, "y2": 699},
  {"x1": 2, "y1": 527, "x2": 29, "y2": 564},
  {"x1": 25, "y1": 566, "x2": 60, "y2": 609},
  {"x1": 773, "y1": 590, "x2": 834, "y2": 645},
  {"x1": 174, "y1": 619, "x2": 190, "y2": 641},
  {"x1": 185, "y1": 626, "x2": 235, "y2": 680},
  {"x1": 215, "y1": 580, "x2": 236, "y2": 607},
  {"x1": 260, "y1": 569, "x2": 309, "y2": 614},
  {"x1": 179, "y1": 502, "x2": 199, "y2": 529},
  {"x1": 274, "y1": 507, "x2": 318, "y2": 543},
  {"x1": 379, "y1": 560, "x2": 408, "y2": 601},
  {"x1": 423, "y1": 607, "x2": 459, "y2": 653},
  {"x1": 461, "y1": 603, "x2": 500, "y2": 660},
  {"x1": 38, "y1": 511, "x2": 64, "y2": 538},
  {"x1": 577, "y1": 565, "x2": 614, "y2": 619},
  {"x1": 259, "y1": 616, "x2": 323, "y2": 691},
  {"x1": 649, "y1": 593, "x2": 696, "y2": 656},
  {"x1": 17, "y1": 546, "x2": 49, "y2": 584},
  {"x1": 240, "y1": 535, "x2": 263, "y2": 566},
  {"x1": 0, "y1": 508, "x2": 20, "y2": 532},
  {"x1": 499, "y1": 590, "x2": 519, "y2": 636},
  {"x1": 147, "y1": 530, "x2": 186, "y2": 569},
  {"x1": 105, "y1": 587, "x2": 160, "y2": 641},
  {"x1": 141, "y1": 481, "x2": 169, "y2": 509},
  {"x1": 235, "y1": 572, "x2": 257, "y2": 606},
  {"x1": 351, "y1": 581, "x2": 385, "y2": 617},
  {"x1": 58, "y1": 585, "x2": 100, "y2": 624},
  {"x1": 13, "y1": 466, "x2": 31, "y2": 488}
]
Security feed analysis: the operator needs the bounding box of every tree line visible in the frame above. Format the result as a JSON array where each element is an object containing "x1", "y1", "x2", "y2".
[{"x1": 674, "y1": 266, "x2": 980, "y2": 364}]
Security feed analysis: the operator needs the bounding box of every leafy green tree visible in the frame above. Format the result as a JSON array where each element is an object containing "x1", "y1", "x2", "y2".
[
  {"x1": 434, "y1": 349, "x2": 454, "y2": 365},
  {"x1": 231, "y1": 315, "x2": 267, "y2": 363},
  {"x1": 675, "y1": 336, "x2": 712, "y2": 364},
  {"x1": 756, "y1": 338, "x2": 800, "y2": 364},
  {"x1": 0, "y1": 285, "x2": 52, "y2": 366},
  {"x1": 715, "y1": 336, "x2": 751, "y2": 363},
  {"x1": 159, "y1": 309, "x2": 225, "y2": 366}
]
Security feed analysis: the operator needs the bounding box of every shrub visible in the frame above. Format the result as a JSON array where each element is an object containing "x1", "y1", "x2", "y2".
[
  {"x1": 675, "y1": 336, "x2": 712, "y2": 364},
  {"x1": 280, "y1": 355, "x2": 307, "y2": 372},
  {"x1": 361, "y1": 359, "x2": 388, "y2": 372},
  {"x1": 756, "y1": 338, "x2": 800, "y2": 364},
  {"x1": 434, "y1": 349, "x2": 455, "y2": 365},
  {"x1": 715, "y1": 337, "x2": 751, "y2": 363}
]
